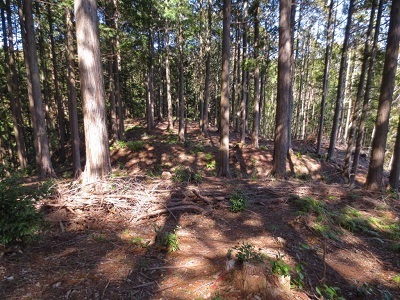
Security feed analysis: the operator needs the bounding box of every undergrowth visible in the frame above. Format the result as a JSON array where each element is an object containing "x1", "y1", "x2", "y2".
[{"x1": 0, "y1": 175, "x2": 50, "y2": 245}]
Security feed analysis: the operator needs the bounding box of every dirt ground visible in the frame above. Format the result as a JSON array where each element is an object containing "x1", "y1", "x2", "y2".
[{"x1": 1, "y1": 120, "x2": 399, "y2": 300}]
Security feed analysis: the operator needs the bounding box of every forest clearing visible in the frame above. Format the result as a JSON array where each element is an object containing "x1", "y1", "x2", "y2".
[
  {"x1": 1, "y1": 0, "x2": 400, "y2": 299},
  {"x1": 1, "y1": 121, "x2": 399, "y2": 299}
]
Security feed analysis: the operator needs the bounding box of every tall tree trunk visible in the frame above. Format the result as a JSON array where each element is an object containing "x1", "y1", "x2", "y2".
[
  {"x1": 327, "y1": 0, "x2": 355, "y2": 161},
  {"x1": 75, "y1": 0, "x2": 111, "y2": 184},
  {"x1": 165, "y1": 22, "x2": 173, "y2": 130},
  {"x1": 389, "y1": 115, "x2": 400, "y2": 190},
  {"x1": 48, "y1": 4, "x2": 66, "y2": 160},
  {"x1": 240, "y1": 0, "x2": 248, "y2": 144},
  {"x1": 273, "y1": 0, "x2": 292, "y2": 177},
  {"x1": 65, "y1": 6, "x2": 81, "y2": 175},
  {"x1": 202, "y1": 0, "x2": 212, "y2": 135},
  {"x1": 218, "y1": 0, "x2": 231, "y2": 177},
  {"x1": 147, "y1": 29, "x2": 155, "y2": 132},
  {"x1": 108, "y1": 56, "x2": 118, "y2": 142},
  {"x1": 2, "y1": 1, "x2": 27, "y2": 169},
  {"x1": 112, "y1": 0, "x2": 123, "y2": 140},
  {"x1": 251, "y1": 0, "x2": 260, "y2": 148},
  {"x1": 19, "y1": 0, "x2": 54, "y2": 177},
  {"x1": 343, "y1": 0, "x2": 377, "y2": 177},
  {"x1": 350, "y1": 0, "x2": 383, "y2": 185},
  {"x1": 316, "y1": 0, "x2": 334, "y2": 155},
  {"x1": 178, "y1": 21, "x2": 185, "y2": 142},
  {"x1": 365, "y1": 0, "x2": 400, "y2": 190}
]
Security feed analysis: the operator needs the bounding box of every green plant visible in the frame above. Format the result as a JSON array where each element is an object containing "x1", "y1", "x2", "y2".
[
  {"x1": 90, "y1": 233, "x2": 107, "y2": 242},
  {"x1": 206, "y1": 161, "x2": 216, "y2": 169},
  {"x1": 155, "y1": 226, "x2": 179, "y2": 252},
  {"x1": 172, "y1": 166, "x2": 202, "y2": 183},
  {"x1": 393, "y1": 274, "x2": 400, "y2": 284},
  {"x1": 128, "y1": 236, "x2": 150, "y2": 248},
  {"x1": 189, "y1": 144, "x2": 205, "y2": 154},
  {"x1": 127, "y1": 141, "x2": 145, "y2": 151},
  {"x1": 291, "y1": 263, "x2": 305, "y2": 290},
  {"x1": 269, "y1": 253, "x2": 291, "y2": 277},
  {"x1": 260, "y1": 145, "x2": 268, "y2": 150},
  {"x1": 316, "y1": 285, "x2": 345, "y2": 300},
  {"x1": 229, "y1": 191, "x2": 247, "y2": 212},
  {"x1": 0, "y1": 178, "x2": 43, "y2": 245},
  {"x1": 229, "y1": 242, "x2": 264, "y2": 263}
]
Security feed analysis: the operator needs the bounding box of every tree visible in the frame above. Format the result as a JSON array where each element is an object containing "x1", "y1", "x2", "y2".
[
  {"x1": 218, "y1": 0, "x2": 231, "y2": 177},
  {"x1": 251, "y1": 0, "x2": 261, "y2": 148},
  {"x1": 65, "y1": 6, "x2": 81, "y2": 176},
  {"x1": 343, "y1": 0, "x2": 377, "y2": 177},
  {"x1": 272, "y1": 0, "x2": 292, "y2": 177},
  {"x1": 75, "y1": 0, "x2": 111, "y2": 184},
  {"x1": 19, "y1": 0, "x2": 54, "y2": 177},
  {"x1": 350, "y1": 0, "x2": 383, "y2": 185},
  {"x1": 316, "y1": 0, "x2": 334, "y2": 156},
  {"x1": 202, "y1": 0, "x2": 212, "y2": 135},
  {"x1": 389, "y1": 116, "x2": 400, "y2": 190},
  {"x1": 239, "y1": 0, "x2": 248, "y2": 145},
  {"x1": 327, "y1": 0, "x2": 355, "y2": 161},
  {"x1": 1, "y1": 0, "x2": 27, "y2": 170},
  {"x1": 365, "y1": 0, "x2": 400, "y2": 190}
]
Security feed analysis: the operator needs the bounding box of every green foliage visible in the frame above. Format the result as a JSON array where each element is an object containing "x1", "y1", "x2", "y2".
[
  {"x1": 112, "y1": 140, "x2": 145, "y2": 152},
  {"x1": 229, "y1": 191, "x2": 247, "y2": 213},
  {"x1": 154, "y1": 225, "x2": 179, "y2": 252},
  {"x1": 229, "y1": 242, "x2": 264, "y2": 263},
  {"x1": 393, "y1": 274, "x2": 400, "y2": 284},
  {"x1": 269, "y1": 253, "x2": 291, "y2": 277},
  {"x1": 0, "y1": 178, "x2": 43, "y2": 245},
  {"x1": 128, "y1": 236, "x2": 150, "y2": 248},
  {"x1": 127, "y1": 141, "x2": 145, "y2": 151},
  {"x1": 291, "y1": 196, "x2": 327, "y2": 215},
  {"x1": 291, "y1": 263, "x2": 306, "y2": 290},
  {"x1": 189, "y1": 144, "x2": 205, "y2": 154},
  {"x1": 316, "y1": 285, "x2": 345, "y2": 300},
  {"x1": 172, "y1": 166, "x2": 202, "y2": 183}
]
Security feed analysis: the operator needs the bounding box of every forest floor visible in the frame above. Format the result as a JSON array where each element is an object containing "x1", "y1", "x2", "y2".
[{"x1": 1, "y1": 120, "x2": 399, "y2": 300}]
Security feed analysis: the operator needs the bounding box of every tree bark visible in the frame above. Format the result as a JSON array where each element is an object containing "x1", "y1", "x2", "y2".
[
  {"x1": 218, "y1": 0, "x2": 231, "y2": 177},
  {"x1": 389, "y1": 115, "x2": 400, "y2": 190},
  {"x1": 202, "y1": 0, "x2": 212, "y2": 135},
  {"x1": 343, "y1": 0, "x2": 377, "y2": 177},
  {"x1": 178, "y1": 21, "x2": 185, "y2": 142},
  {"x1": 365, "y1": 0, "x2": 400, "y2": 190},
  {"x1": 165, "y1": 22, "x2": 173, "y2": 131},
  {"x1": 350, "y1": 0, "x2": 383, "y2": 185},
  {"x1": 2, "y1": 1, "x2": 27, "y2": 169},
  {"x1": 65, "y1": 6, "x2": 81, "y2": 175},
  {"x1": 327, "y1": 0, "x2": 355, "y2": 161},
  {"x1": 240, "y1": 0, "x2": 248, "y2": 144},
  {"x1": 272, "y1": 0, "x2": 292, "y2": 178},
  {"x1": 75, "y1": 0, "x2": 111, "y2": 184},
  {"x1": 48, "y1": 4, "x2": 66, "y2": 159},
  {"x1": 251, "y1": 0, "x2": 260, "y2": 148},
  {"x1": 316, "y1": 0, "x2": 334, "y2": 155},
  {"x1": 19, "y1": 0, "x2": 54, "y2": 177}
]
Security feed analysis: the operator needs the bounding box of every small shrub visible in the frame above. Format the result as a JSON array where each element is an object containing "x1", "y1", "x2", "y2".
[
  {"x1": 173, "y1": 166, "x2": 202, "y2": 183},
  {"x1": 127, "y1": 141, "x2": 145, "y2": 152},
  {"x1": 155, "y1": 226, "x2": 179, "y2": 252},
  {"x1": 229, "y1": 191, "x2": 247, "y2": 212},
  {"x1": 269, "y1": 253, "x2": 291, "y2": 277},
  {"x1": 0, "y1": 179, "x2": 42, "y2": 245},
  {"x1": 189, "y1": 144, "x2": 205, "y2": 154},
  {"x1": 316, "y1": 285, "x2": 345, "y2": 300},
  {"x1": 229, "y1": 242, "x2": 264, "y2": 263}
]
